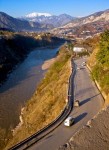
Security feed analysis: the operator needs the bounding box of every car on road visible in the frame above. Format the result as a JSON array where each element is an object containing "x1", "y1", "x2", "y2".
[
  {"x1": 64, "y1": 116, "x2": 74, "y2": 126},
  {"x1": 81, "y1": 62, "x2": 86, "y2": 66},
  {"x1": 74, "y1": 100, "x2": 80, "y2": 107},
  {"x1": 77, "y1": 67, "x2": 81, "y2": 70}
]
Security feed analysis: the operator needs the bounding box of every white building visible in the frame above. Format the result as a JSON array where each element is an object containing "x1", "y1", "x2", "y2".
[{"x1": 73, "y1": 47, "x2": 85, "y2": 52}]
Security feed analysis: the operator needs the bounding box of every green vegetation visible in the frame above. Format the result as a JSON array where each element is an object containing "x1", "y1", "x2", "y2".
[
  {"x1": 67, "y1": 42, "x2": 74, "y2": 51},
  {"x1": 82, "y1": 35, "x2": 100, "y2": 53},
  {"x1": 78, "y1": 51, "x2": 89, "y2": 57},
  {"x1": 88, "y1": 30, "x2": 109, "y2": 95},
  {"x1": 97, "y1": 30, "x2": 109, "y2": 68},
  {"x1": 4, "y1": 44, "x2": 73, "y2": 149}
]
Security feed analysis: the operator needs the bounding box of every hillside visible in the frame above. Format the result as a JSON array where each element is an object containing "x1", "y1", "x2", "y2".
[
  {"x1": 3, "y1": 44, "x2": 73, "y2": 150},
  {"x1": 59, "y1": 30, "x2": 109, "y2": 150},
  {"x1": 51, "y1": 9, "x2": 109, "y2": 39},
  {"x1": 88, "y1": 30, "x2": 109, "y2": 96}
]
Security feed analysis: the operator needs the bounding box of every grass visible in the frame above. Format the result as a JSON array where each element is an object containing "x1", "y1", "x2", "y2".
[
  {"x1": 87, "y1": 31, "x2": 109, "y2": 106},
  {"x1": 78, "y1": 51, "x2": 89, "y2": 57},
  {"x1": 4, "y1": 44, "x2": 72, "y2": 149}
]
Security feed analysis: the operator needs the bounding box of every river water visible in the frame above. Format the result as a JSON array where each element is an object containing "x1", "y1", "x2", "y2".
[{"x1": 0, "y1": 47, "x2": 59, "y2": 131}]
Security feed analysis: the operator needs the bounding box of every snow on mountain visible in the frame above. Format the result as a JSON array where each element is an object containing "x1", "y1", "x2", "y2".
[
  {"x1": 26, "y1": 12, "x2": 52, "y2": 18},
  {"x1": 21, "y1": 13, "x2": 75, "y2": 27},
  {"x1": 0, "y1": 12, "x2": 54, "y2": 31}
]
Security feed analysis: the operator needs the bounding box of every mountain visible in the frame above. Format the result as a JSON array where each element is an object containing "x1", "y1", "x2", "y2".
[
  {"x1": 51, "y1": 9, "x2": 109, "y2": 38},
  {"x1": 20, "y1": 12, "x2": 76, "y2": 27},
  {"x1": 0, "y1": 12, "x2": 54, "y2": 31},
  {"x1": 63, "y1": 9, "x2": 109, "y2": 28},
  {"x1": 1, "y1": 9, "x2": 109, "y2": 34}
]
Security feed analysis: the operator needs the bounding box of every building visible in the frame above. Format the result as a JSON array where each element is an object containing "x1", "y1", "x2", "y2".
[{"x1": 73, "y1": 47, "x2": 85, "y2": 52}]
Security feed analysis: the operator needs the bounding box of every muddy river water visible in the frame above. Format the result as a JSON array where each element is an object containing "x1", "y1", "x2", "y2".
[{"x1": 0, "y1": 47, "x2": 59, "y2": 131}]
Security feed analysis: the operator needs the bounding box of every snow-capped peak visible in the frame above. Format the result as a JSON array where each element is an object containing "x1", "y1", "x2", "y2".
[{"x1": 26, "y1": 12, "x2": 52, "y2": 18}]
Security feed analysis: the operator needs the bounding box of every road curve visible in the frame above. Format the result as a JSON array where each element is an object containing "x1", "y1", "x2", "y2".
[{"x1": 27, "y1": 57, "x2": 104, "y2": 150}]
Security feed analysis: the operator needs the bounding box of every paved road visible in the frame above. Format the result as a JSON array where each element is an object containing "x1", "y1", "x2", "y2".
[{"x1": 28, "y1": 57, "x2": 104, "y2": 150}]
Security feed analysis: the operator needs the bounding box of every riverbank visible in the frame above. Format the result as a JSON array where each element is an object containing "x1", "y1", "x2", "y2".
[
  {"x1": 0, "y1": 45, "x2": 61, "y2": 149},
  {"x1": 42, "y1": 58, "x2": 56, "y2": 70},
  {"x1": 11, "y1": 57, "x2": 57, "y2": 136},
  {"x1": 4, "y1": 44, "x2": 73, "y2": 150},
  {"x1": 0, "y1": 31, "x2": 65, "y2": 85}
]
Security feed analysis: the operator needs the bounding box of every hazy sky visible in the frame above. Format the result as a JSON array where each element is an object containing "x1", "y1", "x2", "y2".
[{"x1": 0, "y1": 0, "x2": 109, "y2": 17}]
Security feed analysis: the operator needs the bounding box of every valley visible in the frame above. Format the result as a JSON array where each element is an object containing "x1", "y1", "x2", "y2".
[
  {"x1": 0, "y1": 3, "x2": 109, "y2": 150},
  {"x1": 0, "y1": 31, "x2": 64, "y2": 84}
]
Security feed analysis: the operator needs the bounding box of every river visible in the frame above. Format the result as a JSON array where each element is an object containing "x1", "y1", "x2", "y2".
[{"x1": 0, "y1": 47, "x2": 59, "y2": 131}]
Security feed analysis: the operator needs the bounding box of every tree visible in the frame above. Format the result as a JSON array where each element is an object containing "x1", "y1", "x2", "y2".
[{"x1": 97, "y1": 30, "x2": 109, "y2": 68}]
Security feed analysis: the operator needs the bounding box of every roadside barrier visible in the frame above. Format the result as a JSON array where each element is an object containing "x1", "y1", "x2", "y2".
[{"x1": 9, "y1": 59, "x2": 75, "y2": 150}]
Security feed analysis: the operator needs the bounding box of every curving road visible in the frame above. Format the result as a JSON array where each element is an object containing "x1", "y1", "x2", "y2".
[{"x1": 28, "y1": 57, "x2": 104, "y2": 150}]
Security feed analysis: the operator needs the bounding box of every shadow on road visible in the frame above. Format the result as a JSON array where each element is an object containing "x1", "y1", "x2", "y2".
[
  {"x1": 80, "y1": 67, "x2": 85, "y2": 70},
  {"x1": 74, "y1": 112, "x2": 87, "y2": 124},
  {"x1": 80, "y1": 94, "x2": 100, "y2": 106},
  {"x1": 80, "y1": 98, "x2": 91, "y2": 106}
]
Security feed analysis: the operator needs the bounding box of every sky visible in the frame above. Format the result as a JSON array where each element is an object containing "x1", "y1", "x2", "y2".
[{"x1": 0, "y1": 0, "x2": 109, "y2": 17}]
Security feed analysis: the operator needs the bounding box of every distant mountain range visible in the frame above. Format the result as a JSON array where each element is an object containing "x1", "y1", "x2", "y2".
[
  {"x1": 0, "y1": 12, "x2": 54, "y2": 32},
  {"x1": 20, "y1": 12, "x2": 76, "y2": 27},
  {"x1": 63, "y1": 9, "x2": 109, "y2": 28},
  {"x1": 0, "y1": 9, "x2": 109, "y2": 34},
  {"x1": 51, "y1": 9, "x2": 109, "y2": 38}
]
